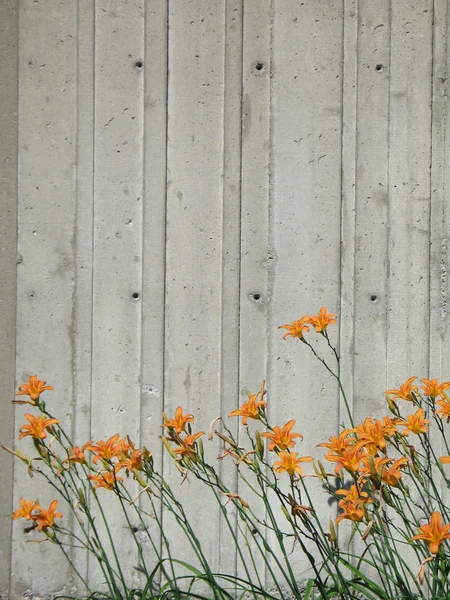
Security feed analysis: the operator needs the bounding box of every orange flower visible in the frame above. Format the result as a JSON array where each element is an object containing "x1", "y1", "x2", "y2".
[
  {"x1": 173, "y1": 432, "x2": 205, "y2": 459},
  {"x1": 398, "y1": 408, "x2": 430, "y2": 436},
  {"x1": 381, "y1": 457, "x2": 409, "y2": 487},
  {"x1": 273, "y1": 451, "x2": 313, "y2": 476},
  {"x1": 326, "y1": 443, "x2": 367, "y2": 476},
  {"x1": 385, "y1": 377, "x2": 418, "y2": 402},
  {"x1": 83, "y1": 433, "x2": 120, "y2": 464},
  {"x1": 116, "y1": 449, "x2": 144, "y2": 471},
  {"x1": 278, "y1": 317, "x2": 310, "y2": 340},
  {"x1": 308, "y1": 307, "x2": 337, "y2": 333},
  {"x1": 261, "y1": 420, "x2": 303, "y2": 452},
  {"x1": 317, "y1": 430, "x2": 354, "y2": 454},
  {"x1": 18, "y1": 413, "x2": 59, "y2": 440},
  {"x1": 335, "y1": 485, "x2": 371, "y2": 524},
  {"x1": 229, "y1": 389, "x2": 267, "y2": 426},
  {"x1": 31, "y1": 500, "x2": 62, "y2": 531},
  {"x1": 435, "y1": 399, "x2": 450, "y2": 423},
  {"x1": 88, "y1": 469, "x2": 123, "y2": 491},
  {"x1": 421, "y1": 378, "x2": 450, "y2": 399},
  {"x1": 351, "y1": 417, "x2": 398, "y2": 454},
  {"x1": 161, "y1": 407, "x2": 195, "y2": 434},
  {"x1": 440, "y1": 456, "x2": 450, "y2": 464},
  {"x1": 11, "y1": 498, "x2": 41, "y2": 521},
  {"x1": 14, "y1": 375, "x2": 54, "y2": 405},
  {"x1": 68, "y1": 446, "x2": 86, "y2": 464},
  {"x1": 410, "y1": 512, "x2": 450, "y2": 555}
]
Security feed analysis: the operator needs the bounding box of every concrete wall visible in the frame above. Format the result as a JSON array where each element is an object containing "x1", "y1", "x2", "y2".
[{"x1": 1, "y1": 0, "x2": 449, "y2": 598}]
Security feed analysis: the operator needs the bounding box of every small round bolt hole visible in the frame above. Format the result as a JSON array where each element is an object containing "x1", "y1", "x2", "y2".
[
  {"x1": 135, "y1": 61, "x2": 143, "y2": 69},
  {"x1": 131, "y1": 526, "x2": 139, "y2": 533},
  {"x1": 375, "y1": 64, "x2": 383, "y2": 72},
  {"x1": 370, "y1": 295, "x2": 378, "y2": 302},
  {"x1": 253, "y1": 293, "x2": 261, "y2": 301},
  {"x1": 132, "y1": 292, "x2": 140, "y2": 299},
  {"x1": 253, "y1": 62, "x2": 266, "y2": 75}
]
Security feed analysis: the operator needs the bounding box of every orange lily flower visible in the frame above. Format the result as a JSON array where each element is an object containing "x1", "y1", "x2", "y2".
[
  {"x1": 88, "y1": 469, "x2": 123, "y2": 491},
  {"x1": 398, "y1": 408, "x2": 430, "y2": 436},
  {"x1": 229, "y1": 389, "x2": 267, "y2": 426},
  {"x1": 335, "y1": 485, "x2": 371, "y2": 524},
  {"x1": 161, "y1": 407, "x2": 195, "y2": 434},
  {"x1": 261, "y1": 420, "x2": 303, "y2": 451},
  {"x1": 385, "y1": 377, "x2": 418, "y2": 402},
  {"x1": 440, "y1": 456, "x2": 450, "y2": 464},
  {"x1": 11, "y1": 498, "x2": 41, "y2": 521},
  {"x1": 308, "y1": 307, "x2": 337, "y2": 333},
  {"x1": 115, "y1": 436, "x2": 134, "y2": 458},
  {"x1": 381, "y1": 457, "x2": 409, "y2": 487},
  {"x1": 116, "y1": 449, "x2": 144, "y2": 471},
  {"x1": 31, "y1": 500, "x2": 62, "y2": 531},
  {"x1": 421, "y1": 378, "x2": 450, "y2": 399},
  {"x1": 174, "y1": 432, "x2": 205, "y2": 459},
  {"x1": 14, "y1": 375, "x2": 54, "y2": 405},
  {"x1": 273, "y1": 451, "x2": 313, "y2": 476},
  {"x1": 68, "y1": 446, "x2": 86, "y2": 464},
  {"x1": 18, "y1": 413, "x2": 59, "y2": 440},
  {"x1": 317, "y1": 430, "x2": 354, "y2": 454},
  {"x1": 435, "y1": 398, "x2": 450, "y2": 423},
  {"x1": 83, "y1": 433, "x2": 120, "y2": 463},
  {"x1": 410, "y1": 511, "x2": 450, "y2": 555},
  {"x1": 351, "y1": 417, "x2": 398, "y2": 454},
  {"x1": 278, "y1": 317, "x2": 310, "y2": 340},
  {"x1": 326, "y1": 443, "x2": 367, "y2": 476}
]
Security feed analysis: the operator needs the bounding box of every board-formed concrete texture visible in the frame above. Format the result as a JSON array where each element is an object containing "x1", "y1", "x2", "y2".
[{"x1": 1, "y1": 0, "x2": 449, "y2": 598}]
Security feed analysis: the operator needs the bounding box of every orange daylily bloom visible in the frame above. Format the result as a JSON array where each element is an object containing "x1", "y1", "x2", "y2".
[
  {"x1": 385, "y1": 377, "x2": 418, "y2": 402},
  {"x1": 351, "y1": 417, "x2": 399, "y2": 454},
  {"x1": 273, "y1": 451, "x2": 313, "y2": 476},
  {"x1": 161, "y1": 407, "x2": 195, "y2": 434},
  {"x1": 11, "y1": 498, "x2": 41, "y2": 521},
  {"x1": 335, "y1": 485, "x2": 371, "y2": 524},
  {"x1": 83, "y1": 433, "x2": 121, "y2": 464},
  {"x1": 18, "y1": 413, "x2": 59, "y2": 440},
  {"x1": 14, "y1": 375, "x2": 54, "y2": 405},
  {"x1": 381, "y1": 457, "x2": 409, "y2": 487},
  {"x1": 435, "y1": 398, "x2": 450, "y2": 423},
  {"x1": 116, "y1": 449, "x2": 144, "y2": 471},
  {"x1": 278, "y1": 317, "x2": 310, "y2": 340},
  {"x1": 88, "y1": 469, "x2": 123, "y2": 491},
  {"x1": 308, "y1": 307, "x2": 337, "y2": 333},
  {"x1": 326, "y1": 443, "x2": 367, "y2": 476},
  {"x1": 31, "y1": 500, "x2": 62, "y2": 531},
  {"x1": 440, "y1": 456, "x2": 450, "y2": 464},
  {"x1": 115, "y1": 436, "x2": 134, "y2": 458},
  {"x1": 317, "y1": 430, "x2": 354, "y2": 454},
  {"x1": 410, "y1": 511, "x2": 450, "y2": 555},
  {"x1": 398, "y1": 409, "x2": 430, "y2": 436},
  {"x1": 229, "y1": 388, "x2": 267, "y2": 426},
  {"x1": 68, "y1": 446, "x2": 86, "y2": 464},
  {"x1": 261, "y1": 420, "x2": 303, "y2": 452},
  {"x1": 421, "y1": 378, "x2": 450, "y2": 399},
  {"x1": 174, "y1": 432, "x2": 205, "y2": 459}
]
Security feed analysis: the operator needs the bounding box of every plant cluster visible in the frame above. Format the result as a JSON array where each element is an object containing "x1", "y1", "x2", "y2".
[{"x1": 5, "y1": 310, "x2": 450, "y2": 599}]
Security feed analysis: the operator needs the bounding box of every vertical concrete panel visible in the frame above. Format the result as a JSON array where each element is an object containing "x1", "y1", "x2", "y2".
[
  {"x1": 235, "y1": 0, "x2": 271, "y2": 588},
  {"x1": 430, "y1": 0, "x2": 450, "y2": 501},
  {"x1": 386, "y1": 1, "x2": 432, "y2": 384},
  {"x1": 164, "y1": 0, "x2": 225, "y2": 574},
  {"x1": 352, "y1": 1, "x2": 391, "y2": 420},
  {"x1": 140, "y1": 0, "x2": 167, "y2": 578},
  {"x1": 270, "y1": 0, "x2": 343, "y2": 586},
  {"x1": 12, "y1": 0, "x2": 78, "y2": 596},
  {"x1": 73, "y1": 0, "x2": 95, "y2": 591},
  {"x1": 0, "y1": 1, "x2": 17, "y2": 597},
  {"x1": 218, "y1": 0, "x2": 243, "y2": 576},
  {"x1": 90, "y1": 0, "x2": 144, "y2": 590}
]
